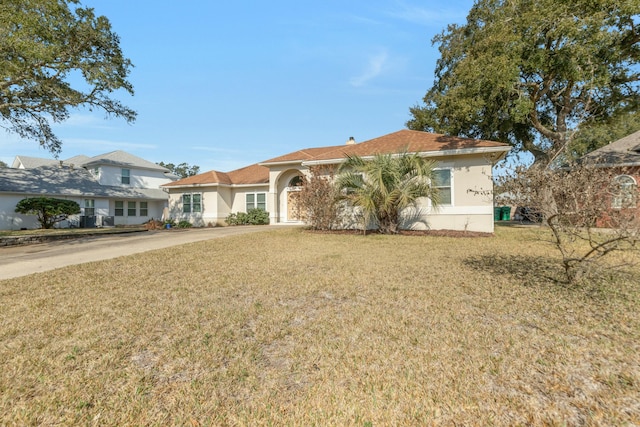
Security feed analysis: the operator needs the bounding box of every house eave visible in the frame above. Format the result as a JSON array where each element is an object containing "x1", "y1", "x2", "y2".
[
  {"x1": 162, "y1": 182, "x2": 269, "y2": 190},
  {"x1": 231, "y1": 183, "x2": 270, "y2": 188},
  {"x1": 302, "y1": 146, "x2": 511, "y2": 166},
  {"x1": 162, "y1": 183, "x2": 222, "y2": 189},
  {"x1": 258, "y1": 160, "x2": 304, "y2": 167}
]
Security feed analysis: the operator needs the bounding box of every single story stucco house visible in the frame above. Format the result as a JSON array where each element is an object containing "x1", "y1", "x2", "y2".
[{"x1": 162, "y1": 130, "x2": 511, "y2": 233}]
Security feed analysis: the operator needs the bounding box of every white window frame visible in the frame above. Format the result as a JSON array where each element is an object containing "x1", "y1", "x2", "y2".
[
  {"x1": 140, "y1": 201, "x2": 148, "y2": 217},
  {"x1": 115, "y1": 201, "x2": 124, "y2": 216},
  {"x1": 182, "y1": 193, "x2": 202, "y2": 214},
  {"x1": 84, "y1": 199, "x2": 95, "y2": 216},
  {"x1": 612, "y1": 175, "x2": 637, "y2": 209},
  {"x1": 127, "y1": 201, "x2": 137, "y2": 216},
  {"x1": 433, "y1": 168, "x2": 453, "y2": 206},
  {"x1": 246, "y1": 192, "x2": 267, "y2": 211},
  {"x1": 121, "y1": 168, "x2": 130, "y2": 185}
]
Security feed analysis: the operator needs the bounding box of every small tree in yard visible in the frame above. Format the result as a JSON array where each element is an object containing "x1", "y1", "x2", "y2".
[
  {"x1": 497, "y1": 161, "x2": 640, "y2": 283},
  {"x1": 15, "y1": 197, "x2": 81, "y2": 229},
  {"x1": 296, "y1": 165, "x2": 344, "y2": 230},
  {"x1": 336, "y1": 152, "x2": 440, "y2": 234}
]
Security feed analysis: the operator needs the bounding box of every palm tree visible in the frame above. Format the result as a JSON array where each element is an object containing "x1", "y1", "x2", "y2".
[{"x1": 336, "y1": 152, "x2": 440, "y2": 234}]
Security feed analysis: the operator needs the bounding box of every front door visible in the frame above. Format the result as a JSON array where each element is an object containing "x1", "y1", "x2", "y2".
[{"x1": 287, "y1": 191, "x2": 301, "y2": 221}]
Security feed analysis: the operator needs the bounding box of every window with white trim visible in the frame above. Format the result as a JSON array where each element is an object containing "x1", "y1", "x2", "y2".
[
  {"x1": 84, "y1": 199, "x2": 95, "y2": 216},
  {"x1": 183, "y1": 193, "x2": 202, "y2": 213},
  {"x1": 612, "y1": 175, "x2": 637, "y2": 209},
  {"x1": 433, "y1": 169, "x2": 452, "y2": 205},
  {"x1": 246, "y1": 193, "x2": 266, "y2": 211},
  {"x1": 121, "y1": 168, "x2": 130, "y2": 185},
  {"x1": 140, "y1": 202, "x2": 148, "y2": 217},
  {"x1": 115, "y1": 201, "x2": 124, "y2": 216},
  {"x1": 128, "y1": 201, "x2": 137, "y2": 216}
]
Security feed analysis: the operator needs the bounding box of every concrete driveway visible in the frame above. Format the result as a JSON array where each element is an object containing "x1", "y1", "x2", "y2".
[{"x1": 0, "y1": 226, "x2": 294, "y2": 281}]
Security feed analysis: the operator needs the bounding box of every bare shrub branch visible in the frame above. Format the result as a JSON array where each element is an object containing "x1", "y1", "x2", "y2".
[
  {"x1": 296, "y1": 165, "x2": 344, "y2": 230},
  {"x1": 497, "y1": 160, "x2": 640, "y2": 283}
]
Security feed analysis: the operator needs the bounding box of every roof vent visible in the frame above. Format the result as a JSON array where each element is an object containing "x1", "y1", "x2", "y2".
[{"x1": 346, "y1": 136, "x2": 356, "y2": 145}]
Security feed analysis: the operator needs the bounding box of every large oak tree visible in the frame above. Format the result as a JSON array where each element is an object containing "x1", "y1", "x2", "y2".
[
  {"x1": 0, "y1": 0, "x2": 135, "y2": 155},
  {"x1": 408, "y1": 0, "x2": 640, "y2": 165}
]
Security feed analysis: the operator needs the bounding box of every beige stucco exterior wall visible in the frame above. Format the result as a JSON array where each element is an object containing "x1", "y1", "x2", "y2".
[
  {"x1": 230, "y1": 185, "x2": 270, "y2": 214},
  {"x1": 166, "y1": 186, "x2": 222, "y2": 227},
  {"x1": 400, "y1": 155, "x2": 496, "y2": 233},
  {"x1": 215, "y1": 187, "x2": 232, "y2": 225}
]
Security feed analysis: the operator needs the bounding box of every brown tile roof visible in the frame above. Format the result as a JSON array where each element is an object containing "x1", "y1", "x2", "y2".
[
  {"x1": 309, "y1": 129, "x2": 510, "y2": 162},
  {"x1": 261, "y1": 146, "x2": 345, "y2": 164},
  {"x1": 162, "y1": 170, "x2": 232, "y2": 187},
  {"x1": 161, "y1": 164, "x2": 269, "y2": 187},
  {"x1": 163, "y1": 130, "x2": 510, "y2": 187},
  {"x1": 226, "y1": 163, "x2": 269, "y2": 185}
]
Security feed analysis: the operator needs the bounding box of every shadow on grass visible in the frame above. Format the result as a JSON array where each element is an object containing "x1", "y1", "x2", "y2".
[
  {"x1": 464, "y1": 254, "x2": 640, "y2": 301},
  {"x1": 464, "y1": 254, "x2": 564, "y2": 287}
]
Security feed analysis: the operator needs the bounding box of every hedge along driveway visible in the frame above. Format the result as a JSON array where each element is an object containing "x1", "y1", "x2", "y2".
[{"x1": 0, "y1": 225, "x2": 296, "y2": 280}]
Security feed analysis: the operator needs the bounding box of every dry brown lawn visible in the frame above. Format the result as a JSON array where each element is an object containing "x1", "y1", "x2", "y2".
[{"x1": 1, "y1": 226, "x2": 639, "y2": 426}]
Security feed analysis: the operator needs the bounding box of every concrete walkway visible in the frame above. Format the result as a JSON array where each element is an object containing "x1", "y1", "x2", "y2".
[{"x1": 0, "y1": 226, "x2": 295, "y2": 281}]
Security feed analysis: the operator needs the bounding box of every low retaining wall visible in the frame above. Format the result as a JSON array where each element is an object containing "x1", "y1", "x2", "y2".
[{"x1": 0, "y1": 229, "x2": 146, "y2": 247}]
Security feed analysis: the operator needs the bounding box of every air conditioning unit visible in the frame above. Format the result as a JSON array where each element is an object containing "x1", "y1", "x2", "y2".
[
  {"x1": 79, "y1": 216, "x2": 97, "y2": 228},
  {"x1": 102, "y1": 216, "x2": 115, "y2": 227}
]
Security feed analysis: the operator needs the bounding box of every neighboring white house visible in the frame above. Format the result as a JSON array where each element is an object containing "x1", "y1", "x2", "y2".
[
  {"x1": 0, "y1": 151, "x2": 177, "y2": 230},
  {"x1": 162, "y1": 130, "x2": 511, "y2": 232}
]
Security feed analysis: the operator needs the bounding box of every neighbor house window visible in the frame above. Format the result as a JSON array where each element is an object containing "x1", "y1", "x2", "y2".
[
  {"x1": 140, "y1": 202, "x2": 148, "y2": 217},
  {"x1": 121, "y1": 168, "x2": 130, "y2": 185},
  {"x1": 115, "y1": 201, "x2": 124, "y2": 216},
  {"x1": 84, "y1": 199, "x2": 95, "y2": 216},
  {"x1": 128, "y1": 201, "x2": 136, "y2": 216},
  {"x1": 612, "y1": 175, "x2": 637, "y2": 209},
  {"x1": 246, "y1": 193, "x2": 266, "y2": 211},
  {"x1": 433, "y1": 169, "x2": 452, "y2": 205},
  {"x1": 182, "y1": 193, "x2": 201, "y2": 213}
]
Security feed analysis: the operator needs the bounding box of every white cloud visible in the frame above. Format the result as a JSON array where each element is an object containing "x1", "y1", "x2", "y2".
[{"x1": 349, "y1": 50, "x2": 389, "y2": 87}]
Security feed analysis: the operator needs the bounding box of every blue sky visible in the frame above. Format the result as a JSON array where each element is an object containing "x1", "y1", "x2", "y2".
[{"x1": 1, "y1": 0, "x2": 476, "y2": 172}]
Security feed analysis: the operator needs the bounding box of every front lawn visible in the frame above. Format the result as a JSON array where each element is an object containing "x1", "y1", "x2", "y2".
[{"x1": 0, "y1": 226, "x2": 638, "y2": 425}]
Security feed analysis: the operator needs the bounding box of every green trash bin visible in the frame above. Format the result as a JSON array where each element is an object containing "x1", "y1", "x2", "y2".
[
  {"x1": 494, "y1": 207, "x2": 502, "y2": 221},
  {"x1": 501, "y1": 206, "x2": 511, "y2": 221}
]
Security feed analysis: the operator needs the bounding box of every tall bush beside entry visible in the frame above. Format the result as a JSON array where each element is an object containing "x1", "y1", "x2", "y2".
[
  {"x1": 15, "y1": 197, "x2": 81, "y2": 229},
  {"x1": 296, "y1": 165, "x2": 344, "y2": 230}
]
